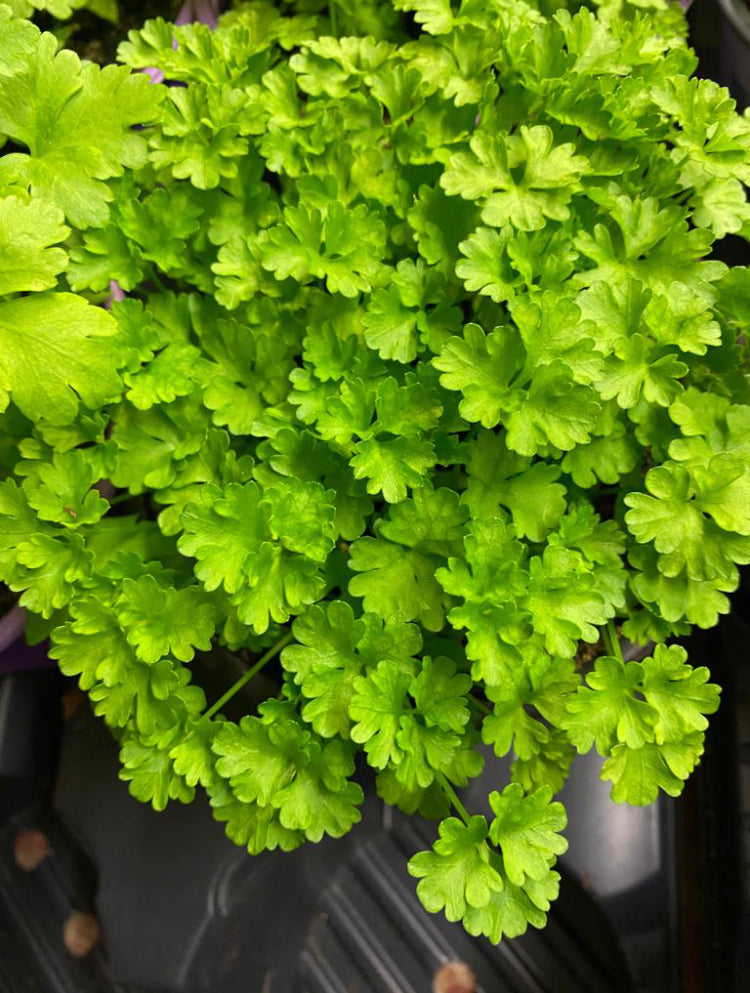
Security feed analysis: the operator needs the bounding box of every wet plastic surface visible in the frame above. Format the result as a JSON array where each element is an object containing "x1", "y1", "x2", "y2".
[
  {"x1": 49, "y1": 709, "x2": 635, "y2": 993},
  {"x1": 0, "y1": 592, "x2": 747, "y2": 993},
  {"x1": 716, "y1": 0, "x2": 750, "y2": 106},
  {"x1": 0, "y1": 666, "x2": 679, "y2": 993}
]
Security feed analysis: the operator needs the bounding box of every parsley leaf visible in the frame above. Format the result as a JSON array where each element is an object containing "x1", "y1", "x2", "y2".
[
  {"x1": 0, "y1": 33, "x2": 161, "y2": 227},
  {"x1": 488, "y1": 784, "x2": 568, "y2": 886},
  {"x1": 442, "y1": 127, "x2": 589, "y2": 231},
  {"x1": 408, "y1": 815, "x2": 503, "y2": 921},
  {"x1": 0, "y1": 194, "x2": 68, "y2": 293},
  {"x1": 0, "y1": 294, "x2": 123, "y2": 424}
]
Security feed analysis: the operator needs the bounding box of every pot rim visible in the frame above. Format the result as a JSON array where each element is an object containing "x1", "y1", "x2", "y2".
[
  {"x1": 717, "y1": 0, "x2": 750, "y2": 44},
  {"x1": 0, "y1": 605, "x2": 26, "y2": 656}
]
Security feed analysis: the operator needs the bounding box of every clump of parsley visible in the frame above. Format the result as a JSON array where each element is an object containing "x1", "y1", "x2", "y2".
[{"x1": 0, "y1": 0, "x2": 747, "y2": 943}]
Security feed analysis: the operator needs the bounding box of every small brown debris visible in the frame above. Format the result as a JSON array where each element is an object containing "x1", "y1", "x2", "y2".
[
  {"x1": 13, "y1": 829, "x2": 52, "y2": 871},
  {"x1": 432, "y1": 960, "x2": 477, "y2": 993},
  {"x1": 63, "y1": 912, "x2": 101, "y2": 958},
  {"x1": 82, "y1": 40, "x2": 105, "y2": 65},
  {"x1": 574, "y1": 637, "x2": 601, "y2": 671},
  {"x1": 61, "y1": 686, "x2": 86, "y2": 721}
]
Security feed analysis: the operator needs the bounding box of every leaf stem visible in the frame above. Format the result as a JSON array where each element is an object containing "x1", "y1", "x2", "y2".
[
  {"x1": 204, "y1": 631, "x2": 294, "y2": 719},
  {"x1": 107, "y1": 491, "x2": 136, "y2": 507},
  {"x1": 469, "y1": 694, "x2": 491, "y2": 716},
  {"x1": 605, "y1": 619, "x2": 623, "y2": 663},
  {"x1": 436, "y1": 772, "x2": 472, "y2": 826},
  {"x1": 329, "y1": 0, "x2": 338, "y2": 36},
  {"x1": 149, "y1": 269, "x2": 169, "y2": 293}
]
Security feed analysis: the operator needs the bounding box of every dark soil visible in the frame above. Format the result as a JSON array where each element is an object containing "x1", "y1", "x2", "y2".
[{"x1": 35, "y1": 1, "x2": 182, "y2": 64}]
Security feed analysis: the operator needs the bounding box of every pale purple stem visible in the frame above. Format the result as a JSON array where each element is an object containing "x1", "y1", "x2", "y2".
[
  {"x1": 102, "y1": 279, "x2": 126, "y2": 310},
  {"x1": 142, "y1": 66, "x2": 165, "y2": 84},
  {"x1": 0, "y1": 606, "x2": 27, "y2": 655},
  {"x1": 175, "y1": 0, "x2": 220, "y2": 29}
]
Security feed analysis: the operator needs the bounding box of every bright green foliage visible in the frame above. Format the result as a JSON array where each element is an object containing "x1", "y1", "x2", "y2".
[
  {"x1": 212, "y1": 706, "x2": 364, "y2": 842},
  {"x1": 348, "y1": 536, "x2": 447, "y2": 631},
  {"x1": 408, "y1": 816, "x2": 503, "y2": 921},
  {"x1": 120, "y1": 733, "x2": 194, "y2": 811},
  {"x1": 0, "y1": 194, "x2": 68, "y2": 293},
  {"x1": 563, "y1": 656, "x2": 658, "y2": 753},
  {"x1": 625, "y1": 463, "x2": 750, "y2": 581},
  {"x1": 442, "y1": 127, "x2": 589, "y2": 231},
  {"x1": 463, "y1": 430, "x2": 566, "y2": 540},
  {"x1": 169, "y1": 717, "x2": 219, "y2": 789},
  {"x1": 482, "y1": 658, "x2": 577, "y2": 794},
  {"x1": 213, "y1": 710, "x2": 310, "y2": 806},
  {"x1": 564, "y1": 645, "x2": 720, "y2": 804},
  {"x1": 0, "y1": 14, "x2": 149, "y2": 429},
  {"x1": 177, "y1": 478, "x2": 335, "y2": 632},
  {"x1": 0, "y1": 0, "x2": 746, "y2": 952},
  {"x1": 208, "y1": 780, "x2": 305, "y2": 855},
  {"x1": 488, "y1": 784, "x2": 568, "y2": 886},
  {"x1": 408, "y1": 784, "x2": 566, "y2": 941},
  {"x1": 641, "y1": 644, "x2": 721, "y2": 742},
  {"x1": 462, "y1": 871, "x2": 559, "y2": 943},
  {"x1": 11, "y1": 533, "x2": 91, "y2": 617},
  {"x1": 117, "y1": 576, "x2": 216, "y2": 663},
  {"x1": 0, "y1": 293, "x2": 123, "y2": 424},
  {"x1": 0, "y1": 32, "x2": 161, "y2": 228},
  {"x1": 349, "y1": 654, "x2": 472, "y2": 785},
  {"x1": 281, "y1": 601, "x2": 422, "y2": 737},
  {"x1": 23, "y1": 449, "x2": 109, "y2": 527}
]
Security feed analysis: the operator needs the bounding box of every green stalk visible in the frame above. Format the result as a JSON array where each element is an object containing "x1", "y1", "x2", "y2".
[
  {"x1": 329, "y1": 0, "x2": 339, "y2": 36},
  {"x1": 149, "y1": 269, "x2": 168, "y2": 292},
  {"x1": 107, "y1": 491, "x2": 136, "y2": 507},
  {"x1": 436, "y1": 772, "x2": 472, "y2": 826},
  {"x1": 605, "y1": 619, "x2": 624, "y2": 663},
  {"x1": 469, "y1": 694, "x2": 491, "y2": 716},
  {"x1": 204, "y1": 631, "x2": 293, "y2": 719}
]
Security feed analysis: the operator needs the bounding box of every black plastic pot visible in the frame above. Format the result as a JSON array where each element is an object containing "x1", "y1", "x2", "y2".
[
  {"x1": 0, "y1": 607, "x2": 55, "y2": 676},
  {"x1": 718, "y1": 0, "x2": 750, "y2": 106},
  {"x1": 0, "y1": 682, "x2": 673, "y2": 993},
  {"x1": 0, "y1": 615, "x2": 740, "y2": 993}
]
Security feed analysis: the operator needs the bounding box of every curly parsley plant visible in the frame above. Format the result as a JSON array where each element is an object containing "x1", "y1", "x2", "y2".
[{"x1": 0, "y1": 0, "x2": 747, "y2": 943}]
